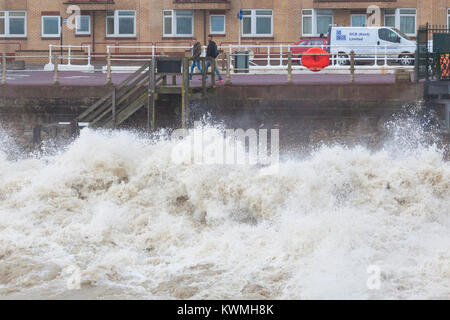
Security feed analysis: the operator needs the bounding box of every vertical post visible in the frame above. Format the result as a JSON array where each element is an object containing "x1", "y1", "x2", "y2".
[
  {"x1": 181, "y1": 57, "x2": 190, "y2": 128},
  {"x1": 211, "y1": 58, "x2": 215, "y2": 87},
  {"x1": 70, "y1": 120, "x2": 79, "y2": 138},
  {"x1": 280, "y1": 44, "x2": 283, "y2": 66},
  {"x1": 1, "y1": 53, "x2": 6, "y2": 85},
  {"x1": 267, "y1": 46, "x2": 271, "y2": 66},
  {"x1": 106, "y1": 51, "x2": 112, "y2": 85},
  {"x1": 53, "y1": 54, "x2": 59, "y2": 85},
  {"x1": 48, "y1": 44, "x2": 53, "y2": 66},
  {"x1": 112, "y1": 87, "x2": 116, "y2": 128},
  {"x1": 68, "y1": 45, "x2": 72, "y2": 65},
  {"x1": 32, "y1": 125, "x2": 42, "y2": 145},
  {"x1": 374, "y1": 45, "x2": 378, "y2": 66},
  {"x1": 226, "y1": 52, "x2": 231, "y2": 85},
  {"x1": 384, "y1": 45, "x2": 388, "y2": 66},
  {"x1": 87, "y1": 45, "x2": 91, "y2": 67},
  {"x1": 148, "y1": 58, "x2": 156, "y2": 131},
  {"x1": 350, "y1": 50, "x2": 355, "y2": 83},
  {"x1": 287, "y1": 51, "x2": 292, "y2": 83},
  {"x1": 201, "y1": 58, "x2": 206, "y2": 96},
  {"x1": 172, "y1": 74, "x2": 176, "y2": 85},
  {"x1": 414, "y1": 49, "x2": 419, "y2": 83}
]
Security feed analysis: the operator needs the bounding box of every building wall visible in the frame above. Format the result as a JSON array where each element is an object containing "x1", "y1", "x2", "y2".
[{"x1": 1, "y1": 0, "x2": 450, "y2": 60}]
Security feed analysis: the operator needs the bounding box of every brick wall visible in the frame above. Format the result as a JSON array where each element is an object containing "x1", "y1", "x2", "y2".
[{"x1": 1, "y1": 0, "x2": 450, "y2": 60}]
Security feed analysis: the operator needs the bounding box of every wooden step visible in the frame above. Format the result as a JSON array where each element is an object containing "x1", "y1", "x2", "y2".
[{"x1": 103, "y1": 94, "x2": 147, "y2": 128}]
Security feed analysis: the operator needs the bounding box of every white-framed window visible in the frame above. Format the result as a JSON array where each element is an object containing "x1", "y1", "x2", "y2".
[
  {"x1": 351, "y1": 14, "x2": 366, "y2": 27},
  {"x1": 242, "y1": 9, "x2": 273, "y2": 37},
  {"x1": 210, "y1": 14, "x2": 225, "y2": 34},
  {"x1": 302, "y1": 9, "x2": 333, "y2": 36},
  {"x1": 384, "y1": 8, "x2": 416, "y2": 35},
  {"x1": 0, "y1": 11, "x2": 26, "y2": 37},
  {"x1": 163, "y1": 10, "x2": 194, "y2": 37},
  {"x1": 384, "y1": 9, "x2": 396, "y2": 28},
  {"x1": 42, "y1": 16, "x2": 60, "y2": 38},
  {"x1": 76, "y1": 15, "x2": 90, "y2": 35},
  {"x1": 106, "y1": 10, "x2": 136, "y2": 37},
  {"x1": 448, "y1": 9, "x2": 450, "y2": 28}
]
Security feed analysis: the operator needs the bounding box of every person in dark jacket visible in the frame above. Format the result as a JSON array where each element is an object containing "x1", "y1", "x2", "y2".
[
  {"x1": 205, "y1": 34, "x2": 223, "y2": 83},
  {"x1": 189, "y1": 38, "x2": 202, "y2": 80}
]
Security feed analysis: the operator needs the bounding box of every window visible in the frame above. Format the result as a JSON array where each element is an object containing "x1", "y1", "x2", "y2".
[
  {"x1": 42, "y1": 16, "x2": 60, "y2": 38},
  {"x1": 399, "y1": 9, "x2": 416, "y2": 35},
  {"x1": 106, "y1": 10, "x2": 136, "y2": 37},
  {"x1": 210, "y1": 15, "x2": 225, "y2": 34},
  {"x1": 351, "y1": 14, "x2": 366, "y2": 27},
  {"x1": 296, "y1": 40, "x2": 309, "y2": 46},
  {"x1": 241, "y1": 9, "x2": 273, "y2": 37},
  {"x1": 384, "y1": 9, "x2": 416, "y2": 35},
  {"x1": 448, "y1": 9, "x2": 450, "y2": 28},
  {"x1": 302, "y1": 10, "x2": 313, "y2": 35},
  {"x1": 76, "y1": 15, "x2": 90, "y2": 35},
  {"x1": 163, "y1": 10, "x2": 193, "y2": 37},
  {"x1": 310, "y1": 39, "x2": 325, "y2": 47},
  {"x1": 0, "y1": 11, "x2": 26, "y2": 37},
  {"x1": 378, "y1": 28, "x2": 399, "y2": 43},
  {"x1": 316, "y1": 10, "x2": 332, "y2": 35},
  {"x1": 302, "y1": 9, "x2": 333, "y2": 36},
  {"x1": 384, "y1": 9, "x2": 396, "y2": 28}
]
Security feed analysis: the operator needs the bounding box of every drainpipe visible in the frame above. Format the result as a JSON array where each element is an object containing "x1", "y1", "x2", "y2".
[
  {"x1": 203, "y1": 10, "x2": 207, "y2": 45},
  {"x1": 92, "y1": 10, "x2": 96, "y2": 55}
]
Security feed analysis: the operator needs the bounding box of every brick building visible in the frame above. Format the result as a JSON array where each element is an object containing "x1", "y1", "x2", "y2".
[{"x1": 1, "y1": 0, "x2": 450, "y2": 58}]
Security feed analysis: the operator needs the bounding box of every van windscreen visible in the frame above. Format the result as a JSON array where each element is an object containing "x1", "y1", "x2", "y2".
[{"x1": 392, "y1": 28, "x2": 412, "y2": 40}]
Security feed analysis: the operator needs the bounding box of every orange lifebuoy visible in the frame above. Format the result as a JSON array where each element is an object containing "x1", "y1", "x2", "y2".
[{"x1": 301, "y1": 47, "x2": 330, "y2": 72}]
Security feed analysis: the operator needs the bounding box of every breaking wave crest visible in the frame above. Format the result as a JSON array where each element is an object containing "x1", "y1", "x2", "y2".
[{"x1": 0, "y1": 115, "x2": 449, "y2": 299}]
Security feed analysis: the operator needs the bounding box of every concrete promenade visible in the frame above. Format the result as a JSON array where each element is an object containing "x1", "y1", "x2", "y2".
[{"x1": 1, "y1": 71, "x2": 414, "y2": 86}]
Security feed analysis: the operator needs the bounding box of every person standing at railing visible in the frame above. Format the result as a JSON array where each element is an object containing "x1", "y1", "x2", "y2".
[
  {"x1": 189, "y1": 38, "x2": 203, "y2": 80},
  {"x1": 205, "y1": 34, "x2": 223, "y2": 84}
]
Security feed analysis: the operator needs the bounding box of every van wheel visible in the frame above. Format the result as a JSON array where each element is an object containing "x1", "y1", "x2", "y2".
[
  {"x1": 337, "y1": 53, "x2": 349, "y2": 66},
  {"x1": 399, "y1": 54, "x2": 414, "y2": 66}
]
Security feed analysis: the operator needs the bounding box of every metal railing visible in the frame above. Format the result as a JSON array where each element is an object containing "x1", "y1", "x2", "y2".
[{"x1": 0, "y1": 43, "x2": 417, "y2": 86}]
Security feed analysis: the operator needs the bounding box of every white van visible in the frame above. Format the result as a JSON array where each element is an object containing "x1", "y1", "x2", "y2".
[{"x1": 328, "y1": 26, "x2": 416, "y2": 66}]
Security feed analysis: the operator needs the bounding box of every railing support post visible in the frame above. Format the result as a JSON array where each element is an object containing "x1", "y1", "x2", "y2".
[
  {"x1": 87, "y1": 45, "x2": 91, "y2": 67},
  {"x1": 112, "y1": 87, "x2": 116, "y2": 128},
  {"x1": 68, "y1": 45, "x2": 72, "y2": 65},
  {"x1": 211, "y1": 58, "x2": 215, "y2": 87},
  {"x1": 374, "y1": 45, "x2": 378, "y2": 66},
  {"x1": 350, "y1": 50, "x2": 355, "y2": 83},
  {"x1": 53, "y1": 54, "x2": 59, "y2": 85},
  {"x1": 181, "y1": 57, "x2": 190, "y2": 128},
  {"x1": 48, "y1": 44, "x2": 53, "y2": 66},
  {"x1": 414, "y1": 50, "x2": 419, "y2": 83},
  {"x1": 201, "y1": 58, "x2": 206, "y2": 96},
  {"x1": 106, "y1": 51, "x2": 112, "y2": 85},
  {"x1": 287, "y1": 51, "x2": 292, "y2": 83},
  {"x1": 1, "y1": 53, "x2": 6, "y2": 85},
  {"x1": 280, "y1": 44, "x2": 283, "y2": 66},
  {"x1": 226, "y1": 52, "x2": 231, "y2": 85},
  {"x1": 148, "y1": 58, "x2": 156, "y2": 131}
]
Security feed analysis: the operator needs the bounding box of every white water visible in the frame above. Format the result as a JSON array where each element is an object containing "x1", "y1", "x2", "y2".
[{"x1": 0, "y1": 121, "x2": 449, "y2": 299}]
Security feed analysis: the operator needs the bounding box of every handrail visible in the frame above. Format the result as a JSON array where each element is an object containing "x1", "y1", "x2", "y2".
[{"x1": 116, "y1": 62, "x2": 150, "y2": 91}]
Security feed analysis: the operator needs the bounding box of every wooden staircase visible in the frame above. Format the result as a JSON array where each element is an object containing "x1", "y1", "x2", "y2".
[
  {"x1": 76, "y1": 62, "x2": 163, "y2": 128},
  {"x1": 75, "y1": 57, "x2": 215, "y2": 130}
]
